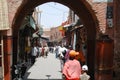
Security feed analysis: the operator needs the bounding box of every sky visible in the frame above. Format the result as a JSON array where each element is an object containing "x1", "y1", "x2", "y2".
[{"x1": 36, "y1": 2, "x2": 69, "y2": 28}]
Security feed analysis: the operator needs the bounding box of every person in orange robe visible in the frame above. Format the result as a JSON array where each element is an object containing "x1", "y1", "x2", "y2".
[{"x1": 62, "y1": 50, "x2": 82, "y2": 80}]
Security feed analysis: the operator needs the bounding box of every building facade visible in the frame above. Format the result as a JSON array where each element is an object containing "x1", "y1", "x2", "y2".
[{"x1": 50, "y1": 27, "x2": 63, "y2": 42}]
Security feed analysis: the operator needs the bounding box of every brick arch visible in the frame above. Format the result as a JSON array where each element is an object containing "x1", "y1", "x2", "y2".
[
  {"x1": 12, "y1": 0, "x2": 98, "y2": 80},
  {"x1": 13, "y1": 0, "x2": 98, "y2": 36}
]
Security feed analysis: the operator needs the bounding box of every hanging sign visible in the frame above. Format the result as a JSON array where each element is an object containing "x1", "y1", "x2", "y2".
[
  {"x1": 106, "y1": 6, "x2": 113, "y2": 19},
  {"x1": 106, "y1": 6, "x2": 113, "y2": 27}
]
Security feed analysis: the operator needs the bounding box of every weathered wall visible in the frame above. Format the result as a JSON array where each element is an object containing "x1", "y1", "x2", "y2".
[
  {"x1": 87, "y1": 0, "x2": 107, "y2": 34},
  {"x1": 113, "y1": 0, "x2": 120, "y2": 80},
  {"x1": 88, "y1": 1, "x2": 120, "y2": 80},
  {"x1": 7, "y1": 0, "x2": 22, "y2": 26}
]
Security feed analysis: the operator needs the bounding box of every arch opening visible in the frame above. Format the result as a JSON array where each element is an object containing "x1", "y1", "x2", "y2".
[{"x1": 12, "y1": 0, "x2": 98, "y2": 80}]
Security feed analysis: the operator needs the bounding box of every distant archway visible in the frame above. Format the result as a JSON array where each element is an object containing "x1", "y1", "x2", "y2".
[{"x1": 12, "y1": 0, "x2": 98, "y2": 80}]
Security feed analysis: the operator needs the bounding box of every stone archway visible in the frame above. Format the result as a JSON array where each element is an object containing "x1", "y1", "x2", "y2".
[{"x1": 12, "y1": 0, "x2": 98, "y2": 80}]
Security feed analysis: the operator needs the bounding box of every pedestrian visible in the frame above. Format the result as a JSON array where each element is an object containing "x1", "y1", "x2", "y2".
[
  {"x1": 21, "y1": 63, "x2": 27, "y2": 79},
  {"x1": 61, "y1": 45, "x2": 68, "y2": 63},
  {"x1": 80, "y1": 65, "x2": 90, "y2": 80},
  {"x1": 31, "y1": 43, "x2": 38, "y2": 65},
  {"x1": 64, "y1": 45, "x2": 72, "y2": 62},
  {"x1": 58, "y1": 45, "x2": 67, "y2": 59},
  {"x1": 62, "y1": 50, "x2": 82, "y2": 80},
  {"x1": 38, "y1": 43, "x2": 42, "y2": 57},
  {"x1": 58, "y1": 45, "x2": 68, "y2": 68},
  {"x1": 44, "y1": 46, "x2": 49, "y2": 57},
  {"x1": 41, "y1": 46, "x2": 45, "y2": 57},
  {"x1": 25, "y1": 46, "x2": 31, "y2": 62},
  {"x1": 55, "y1": 45, "x2": 59, "y2": 58}
]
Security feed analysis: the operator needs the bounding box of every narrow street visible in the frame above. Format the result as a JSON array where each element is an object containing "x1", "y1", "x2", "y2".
[{"x1": 24, "y1": 52, "x2": 63, "y2": 80}]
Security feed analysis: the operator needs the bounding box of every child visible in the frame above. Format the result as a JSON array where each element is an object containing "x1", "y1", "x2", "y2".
[{"x1": 80, "y1": 65, "x2": 90, "y2": 80}]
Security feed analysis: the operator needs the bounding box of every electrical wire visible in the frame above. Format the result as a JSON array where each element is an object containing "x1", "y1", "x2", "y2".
[
  {"x1": 42, "y1": 12, "x2": 63, "y2": 16},
  {"x1": 46, "y1": 3, "x2": 68, "y2": 13}
]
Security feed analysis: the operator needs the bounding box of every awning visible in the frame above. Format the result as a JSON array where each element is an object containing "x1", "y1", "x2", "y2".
[
  {"x1": 20, "y1": 15, "x2": 36, "y2": 30},
  {"x1": 40, "y1": 36, "x2": 49, "y2": 41},
  {"x1": 30, "y1": 16, "x2": 36, "y2": 30},
  {"x1": 64, "y1": 19, "x2": 81, "y2": 28},
  {"x1": 64, "y1": 24, "x2": 72, "y2": 28},
  {"x1": 64, "y1": 19, "x2": 83, "y2": 31},
  {"x1": 71, "y1": 25, "x2": 83, "y2": 31},
  {"x1": 32, "y1": 33, "x2": 39, "y2": 38}
]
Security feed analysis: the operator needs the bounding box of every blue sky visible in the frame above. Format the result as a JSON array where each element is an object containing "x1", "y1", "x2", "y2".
[{"x1": 36, "y1": 2, "x2": 69, "y2": 28}]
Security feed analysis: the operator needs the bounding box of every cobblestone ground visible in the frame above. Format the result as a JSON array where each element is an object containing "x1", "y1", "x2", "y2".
[{"x1": 24, "y1": 52, "x2": 63, "y2": 80}]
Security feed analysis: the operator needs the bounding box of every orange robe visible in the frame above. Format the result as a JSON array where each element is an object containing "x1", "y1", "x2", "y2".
[{"x1": 62, "y1": 59, "x2": 82, "y2": 80}]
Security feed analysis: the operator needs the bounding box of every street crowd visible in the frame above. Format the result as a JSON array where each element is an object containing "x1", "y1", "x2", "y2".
[{"x1": 29, "y1": 43, "x2": 90, "y2": 80}]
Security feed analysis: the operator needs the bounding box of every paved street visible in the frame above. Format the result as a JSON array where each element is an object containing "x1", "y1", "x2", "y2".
[{"x1": 24, "y1": 52, "x2": 63, "y2": 80}]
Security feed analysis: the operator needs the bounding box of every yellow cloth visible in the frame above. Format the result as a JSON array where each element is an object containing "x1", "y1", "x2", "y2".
[
  {"x1": 25, "y1": 46, "x2": 31, "y2": 53},
  {"x1": 76, "y1": 51, "x2": 86, "y2": 63}
]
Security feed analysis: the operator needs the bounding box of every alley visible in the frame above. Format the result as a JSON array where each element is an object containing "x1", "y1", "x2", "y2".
[{"x1": 24, "y1": 52, "x2": 63, "y2": 80}]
